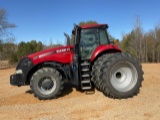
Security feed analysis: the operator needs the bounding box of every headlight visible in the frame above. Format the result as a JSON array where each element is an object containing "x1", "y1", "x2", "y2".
[{"x1": 15, "y1": 69, "x2": 23, "y2": 74}]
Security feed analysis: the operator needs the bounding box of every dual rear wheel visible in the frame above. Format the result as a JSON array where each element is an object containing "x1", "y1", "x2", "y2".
[{"x1": 91, "y1": 53, "x2": 143, "y2": 98}]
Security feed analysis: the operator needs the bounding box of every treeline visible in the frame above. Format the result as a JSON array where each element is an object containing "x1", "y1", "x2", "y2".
[
  {"x1": 0, "y1": 40, "x2": 63, "y2": 64},
  {"x1": 119, "y1": 18, "x2": 160, "y2": 63},
  {"x1": 0, "y1": 40, "x2": 43, "y2": 63},
  {"x1": 1, "y1": 8, "x2": 160, "y2": 64}
]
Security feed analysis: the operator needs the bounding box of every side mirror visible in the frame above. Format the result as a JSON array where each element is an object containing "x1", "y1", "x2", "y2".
[
  {"x1": 110, "y1": 39, "x2": 119, "y2": 44},
  {"x1": 114, "y1": 39, "x2": 119, "y2": 44},
  {"x1": 64, "y1": 33, "x2": 70, "y2": 46}
]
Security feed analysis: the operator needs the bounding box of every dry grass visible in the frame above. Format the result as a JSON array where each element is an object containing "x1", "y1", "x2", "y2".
[
  {"x1": 0, "y1": 60, "x2": 8, "y2": 65},
  {"x1": 0, "y1": 60, "x2": 16, "y2": 69}
]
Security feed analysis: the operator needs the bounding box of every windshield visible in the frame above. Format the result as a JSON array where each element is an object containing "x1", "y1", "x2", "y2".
[
  {"x1": 80, "y1": 28, "x2": 110, "y2": 59},
  {"x1": 80, "y1": 29, "x2": 99, "y2": 46},
  {"x1": 80, "y1": 29, "x2": 98, "y2": 59}
]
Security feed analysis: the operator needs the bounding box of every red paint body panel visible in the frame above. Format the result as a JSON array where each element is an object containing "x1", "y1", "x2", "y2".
[
  {"x1": 90, "y1": 44, "x2": 122, "y2": 62},
  {"x1": 81, "y1": 24, "x2": 108, "y2": 29},
  {"x1": 28, "y1": 46, "x2": 74, "y2": 65},
  {"x1": 27, "y1": 44, "x2": 121, "y2": 65}
]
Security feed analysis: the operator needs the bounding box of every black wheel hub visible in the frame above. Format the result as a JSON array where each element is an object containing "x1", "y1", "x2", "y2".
[
  {"x1": 40, "y1": 77, "x2": 54, "y2": 90},
  {"x1": 116, "y1": 72, "x2": 122, "y2": 79}
]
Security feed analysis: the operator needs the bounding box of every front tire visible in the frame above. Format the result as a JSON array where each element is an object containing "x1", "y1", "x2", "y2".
[
  {"x1": 30, "y1": 67, "x2": 64, "y2": 100},
  {"x1": 99, "y1": 53, "x2": 144, "y2": 99}
]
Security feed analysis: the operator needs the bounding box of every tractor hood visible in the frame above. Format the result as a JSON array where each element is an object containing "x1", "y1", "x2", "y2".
[{"x1": 27, "y1": 46, "x2": 74, "y2": 65}]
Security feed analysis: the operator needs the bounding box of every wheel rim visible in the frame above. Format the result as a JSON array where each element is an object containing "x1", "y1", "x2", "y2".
[
  {"x1": 38, "y1": 76, "x2": 56, "y2": 95},
  {"x1": 110, "y1": 61, "x2": 138, "y2": 92}
]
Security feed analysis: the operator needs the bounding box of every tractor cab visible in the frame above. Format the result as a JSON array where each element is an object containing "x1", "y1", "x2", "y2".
[
  {"x1": 80, "y1": 24, "x2": 109, "y2": 59},
  {"x1": 72, "y1": 24, "x2": 110, "y2": 60},
  {"x1": 72, "y1": 24, "x2": 119, "y2": 60}
]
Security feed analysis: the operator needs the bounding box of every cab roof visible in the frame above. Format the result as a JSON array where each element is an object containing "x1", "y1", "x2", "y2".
[{"x1": 80, "y1": 24, "x2": 108, "y2": 29}]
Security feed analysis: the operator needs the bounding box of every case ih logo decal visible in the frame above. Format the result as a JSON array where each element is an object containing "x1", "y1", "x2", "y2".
[
  {"x1": 33, "y1": 52, "x2": 55, "y2": 60},
  {"x1": 56, "y1": 48, "x2": 70, "y2": 53},
  {"x1": 39, "y1": 52, "x2": 53, "y2": 58}
]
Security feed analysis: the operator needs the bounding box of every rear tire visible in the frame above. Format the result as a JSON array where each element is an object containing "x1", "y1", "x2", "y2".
[
  {"x1": 30, "y1": 67, "x2": 64, "y2": 100},
  {"x1": 99, "y1": 53, "x2": 144, "y2": 99},
  {"x1": 91, "y1": 54, "x2": 112, "y2": 90}
]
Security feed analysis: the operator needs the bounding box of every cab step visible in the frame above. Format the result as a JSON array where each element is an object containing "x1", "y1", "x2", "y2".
[
  {"x1": 82, "y1": 86, "x2": 92, "y2": 90},
  {"x1": 82, "y1": 74, "x2": 90, "y2": 77},
  {"x1": 81, "y1": 62, "x2": 90, "y2": 66},
  {"x1": 81, "y1": 68, "x2": 89, "y2": 72},
  {"x1": 81, "y1": 80, "x2": 90, "y2": 83},
  {"x1": 80, "y1": 60, "x2": 92, "y2": 90}
]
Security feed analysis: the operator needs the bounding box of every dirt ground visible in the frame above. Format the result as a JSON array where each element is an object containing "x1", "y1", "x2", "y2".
[{"x1": 0, "y1": 64, "x2": 160, "y2": 120}]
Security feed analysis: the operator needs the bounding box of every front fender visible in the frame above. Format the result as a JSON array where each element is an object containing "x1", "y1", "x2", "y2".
[{"x1": 90, "y1": 45, "x2": 121, "y2": 62}]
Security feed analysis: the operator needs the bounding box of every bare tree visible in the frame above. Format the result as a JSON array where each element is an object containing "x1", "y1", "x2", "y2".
[
  {"x1": 0, "y1": 8, "x2": 16, "y2": 40},
  {"x1": 0, "y1": 8, "x2": 16, "y2": 60},
  {"x1": 144, "y1": 35, "x2": 148, "y2": 63},
  {"x1": 121, "y1": 17, "x2": 160, "y2": 63},
  {"x1": 133, "y1": 16, "x2": 143, "y2": 62},
  {"x1": 154, "y1": 24, "x2": 160, "y2": 62}
]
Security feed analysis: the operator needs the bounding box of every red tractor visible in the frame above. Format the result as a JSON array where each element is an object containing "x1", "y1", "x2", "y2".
[{"x1": 10, "y1": 24, "x2": 143, "y2": 100}]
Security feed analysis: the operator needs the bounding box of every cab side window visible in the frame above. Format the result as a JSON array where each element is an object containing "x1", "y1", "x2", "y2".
[{"x1": 99, "y1": 29, "x2": 108, "y2": 44}]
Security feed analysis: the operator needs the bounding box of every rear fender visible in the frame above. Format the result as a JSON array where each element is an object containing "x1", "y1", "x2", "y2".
[{"x1": 90, "y1": 45, "x2": 121, "y2": 62}]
